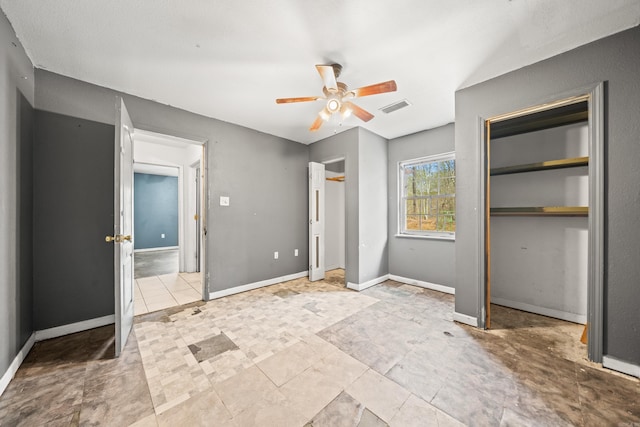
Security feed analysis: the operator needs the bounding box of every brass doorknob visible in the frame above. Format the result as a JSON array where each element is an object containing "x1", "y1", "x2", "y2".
[{"x1": 105, "y1": 234, "x2": 132, "y2": 243}]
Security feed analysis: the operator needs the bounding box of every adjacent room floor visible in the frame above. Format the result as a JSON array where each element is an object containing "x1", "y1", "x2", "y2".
[
  {"x1": 0, "y1": 274, "x2": 638, "y2": 426},
  {"x1": 134, "y1": 249, "x2": 201, "y2": 315},
  {"x1": 134, "y1": 249, "x2": 179, "y2": 279},
  {"x1": 135, "y1": 273, "x2": 202, "y2": 315}
]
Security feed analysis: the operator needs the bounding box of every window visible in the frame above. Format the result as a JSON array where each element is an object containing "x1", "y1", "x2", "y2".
[{"x1": 399, "y1": 152, "x2": 455, "y2": 238}]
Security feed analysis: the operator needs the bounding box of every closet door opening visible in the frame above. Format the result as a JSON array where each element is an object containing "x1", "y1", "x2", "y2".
[
  {"x1": 324, "y1": 159, "x2": 346, "y2": 287},
  {"x1": 482, "y1": 84, "x2": 604, "y2": 362}
]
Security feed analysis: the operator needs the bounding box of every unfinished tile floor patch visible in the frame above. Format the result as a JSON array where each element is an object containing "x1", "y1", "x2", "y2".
[{"x1": 1, "y1": 271, "x2": 638, "y2": 426}]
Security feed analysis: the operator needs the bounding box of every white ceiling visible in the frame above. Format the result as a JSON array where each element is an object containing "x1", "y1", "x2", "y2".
[{"x1": 2, "y1": 0, "x2": 639, "y2": 144}]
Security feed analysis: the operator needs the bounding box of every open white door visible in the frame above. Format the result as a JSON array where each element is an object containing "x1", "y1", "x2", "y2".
[
  {"x1": 309, "y1": 162, "x2": 325, "y2": 281},
  {"x1": 111, "y1": 98, "x2": 135, "y2": 357}
]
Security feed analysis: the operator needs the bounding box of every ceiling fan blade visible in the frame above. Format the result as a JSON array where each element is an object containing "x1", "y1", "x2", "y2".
[
  {"x1": 351, "y1": 80, "x2": 397, "y2": 98},
  {"x1": 316, "y1": 65, "x2": 338, "y2": 91},
  {"x1": 309, "y1": 115, "x2": 324, "y2": 131},
  {"x1": 276, "y1": 96, "x2": 321, "y2": 104},
  {"x1": 344, "y1": 101, "x2": 374, "y2": 122}
]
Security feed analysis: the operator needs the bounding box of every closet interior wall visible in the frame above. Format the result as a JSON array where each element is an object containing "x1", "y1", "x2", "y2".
[{"x1": 488, "y1": 103, "x2": 589, "y2": 324}]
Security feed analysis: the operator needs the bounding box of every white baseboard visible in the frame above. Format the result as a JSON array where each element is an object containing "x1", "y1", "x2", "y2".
[
  {"x1": 134, "y1": 246, "x2": 179, "y2": 253},
  {"x1": 0, "y1": 333, "x2": 35, "y2": 397},
  {"x1": 209, "y1": 271, "x2": 309, "y2": 300},
  {"x1": 34, "y1": 314, "x2": 115, "y2": 342},
  {"x1": 389, "y1": 274, "x2": 455, "y2": 295},
  {"x1": 491, "y1": 297, "x2": 586, "y2": 324},
  {"x1": 347, "y1": 274, "x2": 390, "y2": 292},
  {"x1": 603, "y1": 355, "x2": 640, "y2": 378},
  {"x1": 453, "y1": 312, "x2": 478, "y2": 327}
]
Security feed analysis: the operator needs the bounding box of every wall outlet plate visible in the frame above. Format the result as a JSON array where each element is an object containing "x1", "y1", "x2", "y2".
[
  {"x1": 274, "y1": 251, "x2": 279, "y2": 259},
  {"x1": 220, "y1": 196, "x2": 230, "y2": 206},
  {"x1": 294, "y1": 249, "x2": 298, "y2": 256}
]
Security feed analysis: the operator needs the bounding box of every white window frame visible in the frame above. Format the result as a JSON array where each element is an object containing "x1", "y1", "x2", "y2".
[{"x1": 398, "y1": 152, "x2": 456, "y2": 240}]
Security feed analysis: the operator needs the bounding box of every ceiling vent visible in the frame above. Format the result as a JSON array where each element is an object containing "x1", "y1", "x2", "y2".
[{"x1": 380, "y1": 99, "x2": 410, "y2": 114}]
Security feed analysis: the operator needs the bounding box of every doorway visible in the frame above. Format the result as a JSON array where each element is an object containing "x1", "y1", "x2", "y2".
[
  {"x1": 131, "y1": 129, "x2": 207, "y2": 314},
  {"x1": 323, "y1": 159, "x2": 346, "y2": 286},
  {"x1": 481, "y1": 83, "x2": 604, "y2": 362}
]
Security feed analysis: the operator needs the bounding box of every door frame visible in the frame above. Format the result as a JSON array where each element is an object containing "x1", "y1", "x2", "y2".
[
  {"x1": 478, "y1": 82, "x2": 605, "y2": 362},
  {"x1": 322, "y1": 157, "x2": 347, "y2": 282},
  {"x1": 130, "y1": 127, "x2": 210, "y2": 300}
]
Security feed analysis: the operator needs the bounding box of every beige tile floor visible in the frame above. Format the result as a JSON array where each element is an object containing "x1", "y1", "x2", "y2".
[
  {"x1": 1, "y1": 270, "x2": 638, "y2": 426},
  {"x1": 134, "y1": 272, "x2": 202, "y2": 315}
]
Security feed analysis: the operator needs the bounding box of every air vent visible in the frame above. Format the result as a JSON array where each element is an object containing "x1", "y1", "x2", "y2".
[{"x1": 380, "y1": 99, "x2": 411, "y2": 114}]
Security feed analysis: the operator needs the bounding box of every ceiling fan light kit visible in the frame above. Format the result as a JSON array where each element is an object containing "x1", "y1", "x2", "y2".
[{"x1": 275, "y1": 64, "x2": 397, "y2": 132}]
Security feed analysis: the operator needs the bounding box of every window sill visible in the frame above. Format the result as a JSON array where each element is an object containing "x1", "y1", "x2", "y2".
[{"x1": 394, "y1": 233, "x2": 455, "y2": 241}]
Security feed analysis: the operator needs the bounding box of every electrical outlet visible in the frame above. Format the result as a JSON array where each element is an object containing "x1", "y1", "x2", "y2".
[
  {"x1": 161, "y1": 233, "x2": 165, "y2": 238},
  {"x1": 274, "y1": 251, "x2": 279, "y2": 260},
  {"x1": 220, "y1": 196, "x2": 230, "y2": 206},
  {"x1": 294, "y1": 249, "x2": 298, "y2": 256}
]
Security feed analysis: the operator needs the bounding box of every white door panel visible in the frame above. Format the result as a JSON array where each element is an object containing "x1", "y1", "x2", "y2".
[
  {"x1": 113, "y1": 98, "x2": 134, "y2": 357},
  {"x1": 309, "y1": 162, "x2": 325, "y2": 281}
]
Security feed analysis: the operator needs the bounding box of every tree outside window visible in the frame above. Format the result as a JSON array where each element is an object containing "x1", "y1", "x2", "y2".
[{"x1": 399, "y1": 153, "x2": 455, "y2": 238}]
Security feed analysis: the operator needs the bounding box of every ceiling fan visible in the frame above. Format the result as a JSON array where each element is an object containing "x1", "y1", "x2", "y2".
[{"x1": 276, "y1": 64, "x2": 397, "y2": 131}]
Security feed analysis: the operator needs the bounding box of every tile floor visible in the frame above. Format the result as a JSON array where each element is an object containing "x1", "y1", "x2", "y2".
[
  {"x1": 134, "y1": 249, "x2": 179, "y2": 279},
  {"x1": 1, "y1": 273, "x2": 638, "y2": 426},
  {"x1": 135, "y1": 272, "x2": 202, "y2": 315}
]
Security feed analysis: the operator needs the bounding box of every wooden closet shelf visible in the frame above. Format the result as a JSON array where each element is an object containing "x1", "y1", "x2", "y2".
[
  {"x1": 489, "y1": 101, "x2": 588, "y2": 139},
  {"x1": 490, "y1": 206, "x2": 588, "y2": 216},
  {"x1": 490, "y1": 156, "x2": 589, "y2": 176}
]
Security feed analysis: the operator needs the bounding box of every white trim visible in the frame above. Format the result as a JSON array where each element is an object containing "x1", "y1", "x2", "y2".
[
  {"x1": 491, "y1": 298, "x2": 586, "y2": 324},
  {"x1": 453, "y1": 312, "x2": 478, "y2": 327},
  {"x1": 394, "y1": 233, "x2": 455, "y2": 241},
  {"x1": 347, "y1": 274, "x2": 390, "y2": 291},
  {"x1": 603, "y1": 356, "x2": 640, "y2": 378},
  {"x1": 0, "y1": 333, "x2": 35, "y2": 397},
  {"x1": 389, "y1": 275, "x2": 455, "y2": 295},
  {"x1": 209, "y1": 271, "x2": 308, "y2": 300},
  {"x1": 34, "y1": 315, "x2": 115, "y2": 342},
  {"x1": 134, "y1": 246, "x2": 179, "y2": 253}
]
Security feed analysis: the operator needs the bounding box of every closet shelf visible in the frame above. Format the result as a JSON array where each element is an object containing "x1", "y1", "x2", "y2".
[
  {"x1": 490, "y1": 156, "x2": 589, "y2": 176},
  {"x1": 490, "y1": 206, "x2": 588, "y2": 216},
  {"x1": 489, "y1": 101, "x2": 588, "y2": 139}
]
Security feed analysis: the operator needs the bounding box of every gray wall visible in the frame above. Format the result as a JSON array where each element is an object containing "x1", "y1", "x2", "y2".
[
  {"x1": 309, "y1": 127, "x2": 389, "y2": 285},
  {"x1": 309, "y1": 128, "x2": 360, "y2": 284},
  {"x1": 0, "y1": 11, "x2": 35, "y2": 379},
  {"x1": 17, "y1": 93, "x2": 34, "y2": 348},
  {"x1": 388, "y1": 124, "x2": 455, "y2": 288},
  {"x1": 357, "y1": 128, "x2": 389, "y2": 283},
  {"x1": 455, "y1": 25, "x2": 640, "y2": 365},
  {"x1": 33, "y1": 111, "x2": 115, "y2": 329},
  {"x1": 34, "y1": 70, "x2": 309, "y2": 297},
  {"x1": 134, "y1": 173, "x2": 179, "y2": 249}
]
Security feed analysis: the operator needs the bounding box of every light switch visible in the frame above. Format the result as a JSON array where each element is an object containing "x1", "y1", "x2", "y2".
[{"x1": 220, "y1": 196, "x2": 230, "y2": 206}]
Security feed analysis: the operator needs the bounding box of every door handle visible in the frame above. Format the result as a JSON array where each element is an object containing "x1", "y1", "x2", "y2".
[{"x1": 105, "y1": 234, "x2": 132, "y2": 243}]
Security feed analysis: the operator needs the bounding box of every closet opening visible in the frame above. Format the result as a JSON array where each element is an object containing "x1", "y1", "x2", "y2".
[
  {"x1": 481, "y1": 84, "x2": 604, "y2": 362},
  {"x1": 324, "y1": 159, "x2": 346, "y2": 287}
]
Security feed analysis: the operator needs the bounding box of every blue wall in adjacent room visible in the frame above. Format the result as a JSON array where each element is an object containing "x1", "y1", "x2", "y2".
[{"x1": 134, "y1": 173, "x2": 178, "y2": 249}]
